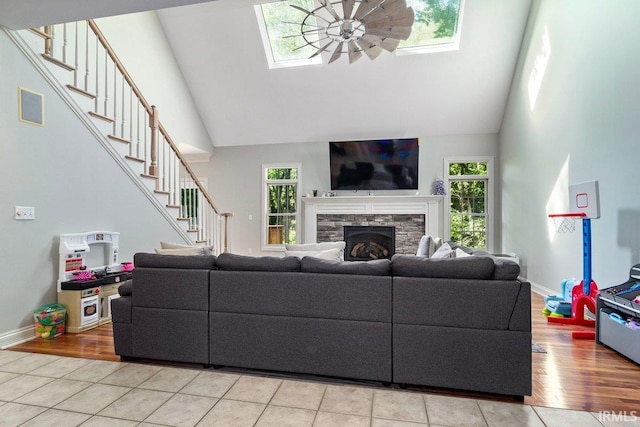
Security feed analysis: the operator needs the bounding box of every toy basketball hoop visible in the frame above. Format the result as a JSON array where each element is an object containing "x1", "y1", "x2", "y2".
[{"x1": 548, "y1": 213, "x2": 586, "y2": 234}]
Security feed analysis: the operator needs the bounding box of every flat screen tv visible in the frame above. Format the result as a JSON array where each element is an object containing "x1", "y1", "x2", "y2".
[{"x1": 329, "y1": 138, "x2": 419, "y2": 191}]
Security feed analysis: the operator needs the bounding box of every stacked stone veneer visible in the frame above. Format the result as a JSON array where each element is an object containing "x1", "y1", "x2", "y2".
[{"x1": 316, "y1": 214, "x2": 425, "y2": 255}]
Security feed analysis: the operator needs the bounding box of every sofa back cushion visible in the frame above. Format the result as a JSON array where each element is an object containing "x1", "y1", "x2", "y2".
[
  {"x1": 391, "y1": 254, "x2": 495, "y2": 280},
  {"x1": 301, "y1": 257, "x2": 391, "y2": 276},
  {"x1": 134, "y1": 252, "x2": 217, "y2": 270},
  {"x1": 216, "y1": 252, "x2": 301, "y2": 272}
]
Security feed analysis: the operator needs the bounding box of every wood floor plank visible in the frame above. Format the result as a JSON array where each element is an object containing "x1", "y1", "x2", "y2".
[{"x1": 7, "y1": 292, "x2": 640, "y2": 412}]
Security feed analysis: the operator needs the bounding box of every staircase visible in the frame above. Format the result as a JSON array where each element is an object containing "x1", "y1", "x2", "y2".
[{"x1": 6, "y1": 20, "x2": 231, "y2": 252}]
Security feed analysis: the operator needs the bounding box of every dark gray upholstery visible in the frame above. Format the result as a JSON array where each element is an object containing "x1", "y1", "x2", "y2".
[
  {"x1": 111, "y1": 252, "x2": 531, "y2": 397},
  {"x1": 134, "y1": 252, "x2": 217, "y2": 269},
  {"x1": 216, "y1": 252, "x2": 300, "y2": 271},
  {"x1": 391, "y1": 254, "x2": 495, "y2": 279},
  {"x1": 210, "y1": 271, "x2": 391, "y2": 322},
  {"x1": 301, "y1": 257, "x2": 391, "y2": 275},
  {"x1": 210, "y1": 312, "x2": 392, "y2": 382}
]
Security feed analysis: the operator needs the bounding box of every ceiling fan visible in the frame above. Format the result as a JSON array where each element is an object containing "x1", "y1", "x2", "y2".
[{"x1": 289, "y1": 0, "x2": 415, "y2": 64}]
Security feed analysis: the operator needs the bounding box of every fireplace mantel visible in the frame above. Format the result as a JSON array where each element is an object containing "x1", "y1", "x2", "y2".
[{"x1": 301, "y1": 195, "x2": 444, "y2": 243}]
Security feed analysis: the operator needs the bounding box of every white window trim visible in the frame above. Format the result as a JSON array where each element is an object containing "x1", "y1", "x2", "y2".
[
  {"x1": 261, "y1": 162, "x2": 302, "y2": 251},
  {"x1": 253, "y1": 4, "x2": 323, "y2": 70},
  {"x1": 443, "y1": 156, "x2": 494, "y2": 252}
]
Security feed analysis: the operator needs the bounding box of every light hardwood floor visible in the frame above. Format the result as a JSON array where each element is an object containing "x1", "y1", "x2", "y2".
[{"x1": 8, "y1": 292, "x2": 640, "y2": 413}]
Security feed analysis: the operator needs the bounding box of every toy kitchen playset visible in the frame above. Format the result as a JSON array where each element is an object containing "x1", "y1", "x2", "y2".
[{"x1": 57, "y1": 231, "x2": 133, "y2": 333}]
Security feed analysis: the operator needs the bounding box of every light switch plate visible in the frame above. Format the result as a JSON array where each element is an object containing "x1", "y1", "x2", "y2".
[{"x1": 15, "y1": 206, "x2": 35, "y2": 220}]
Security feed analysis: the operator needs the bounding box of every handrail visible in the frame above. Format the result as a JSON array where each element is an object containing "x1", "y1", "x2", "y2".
[
  {"x1": 34, "y1": 20, "x2": 229, "y2": 250},
  {"x1": 86, "y1": 20, "x2": 220, "y2": 215}
]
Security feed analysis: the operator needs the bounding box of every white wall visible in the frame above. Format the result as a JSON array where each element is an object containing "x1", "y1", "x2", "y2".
[
  {"x1": 500, "y1": 0, "x2": 640, "y2": 292},
  {"x1": 0, "y1": 28, "x2": 186, "y2": 338},
  {"x1": 95, "y1": 12, "x2": 214, "y2": 154},
  {"x1": 191, "y1": 134, "x2": 499, "y2": 256}
]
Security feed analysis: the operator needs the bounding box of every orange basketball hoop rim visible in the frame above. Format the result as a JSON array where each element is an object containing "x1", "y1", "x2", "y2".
[{"x1": 549, "y1": 212, "x2": 586, "y2": 234}]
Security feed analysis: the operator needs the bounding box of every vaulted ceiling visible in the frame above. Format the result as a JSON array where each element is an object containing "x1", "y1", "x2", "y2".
[{"x1": 0, "y1": 0, "x2": 532, "y2": 148}]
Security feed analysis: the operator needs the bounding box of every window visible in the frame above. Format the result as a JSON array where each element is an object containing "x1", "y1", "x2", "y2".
[
  {"x1": 398, "y1": 0, "x2": 465, "y2": 55},
  {"x1": 255, "y1": 0, "x2": 322, "y2": 69},
  {"x1": 445, "y1": 157, "x2": 493, "y2": 250},
  {"x1": 262, "y1": 164, "x2": 301, "y2": 250}
]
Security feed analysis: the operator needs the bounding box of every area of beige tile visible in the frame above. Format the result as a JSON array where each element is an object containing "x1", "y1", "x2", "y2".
[
  {"x1": 255, "y1": 405, "x2": 316, "y2": 427},
  {"x1": 196, "y1": 399, "x2": 266, "y2": 427},
  {"x1": 477, "y1": 400, "x2": 545, "y2": 427},
  {"x1": 319, "y1": 385, "x2": 373, "y2": 417},
  {"x1": 19, "y1": 407, "x2": 91, "y2": 427},
  {"x1": 28, "y1": 355, "x2": 91, "y2": 378},
  {"x1": 270, "y1": 380, "x2": 326, "y2": 410},
  {"x1": 54, "y1": 383, "x2": 132, "y2": 414},
  {"x1": 98, "y1": 388, "x2": 173, "y2": 421},
  {"x1": 138, "y1": 366, "x2": 200, "y2": 392},
  {"x1": 534, "y1": 406, "x2": 604, "y2": 427},
  {"x1": 81, "y1": 416, "x2": 139, "y2": 427},
  {"x1": 99, "y1": 363, "x2": 162, "y2": 387},
  {"x1": 0, "y1": 374, "x2": 54, "y2": 401},
  {"x1": 63, "y1": 359, "x2": 124, "y2": 382},
  {"x1": 145, "y1": 393, "x2": 218, "y2": 426},
  {"x1": 180, "y1": 371, "x2": 240, "y2": 398},
  {"x1": 0, "y1": 350, "x2": 30, "y2": 368},
  {"x1": 372, "y1": 389, "x2": 428, "y2": 423},
  {"x1": 314, "y1": 411, "x2": 371, "y2": 427},
  {"x1": 15, "y1": 378, "x2": 92, "y2": 407},
  {"x1": 0, "y1": 371, "x2": 19, "y2": 385},
  {"x1": 223, "y1": 375, "x2": 282, "y2": 404},
  {"x1": 0, "y1": 353, "x2": 60, "y2": 374},
  {"x1": 424, "y1": 395, "x2": 487, "y2": 427},
  {"x1": 372, "y1": 419, "x2": 429, "y2": 427},
  {"x1": 0, "y1": 402, "x2": 47, "y2": 426}
]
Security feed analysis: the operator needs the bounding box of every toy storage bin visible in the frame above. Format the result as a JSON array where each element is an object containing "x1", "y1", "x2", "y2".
[
  {"x1": 33, "y1": 303, "x2": 66, "y2": 339},
  {"x1": 598, "y1": 307, "x2": 640, "y2": 364}
]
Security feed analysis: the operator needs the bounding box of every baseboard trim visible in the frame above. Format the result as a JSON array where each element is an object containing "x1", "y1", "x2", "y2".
[
  {"x1": 0, "y1": 326, "x2": 35, "y2": 349},
  {"x1": 524, "y1": 277, "x2": 557, "y2": 298}
]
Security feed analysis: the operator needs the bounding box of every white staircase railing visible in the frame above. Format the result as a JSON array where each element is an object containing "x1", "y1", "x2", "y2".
[{"x1": 28, "y1": 21, "x2": 231, "y2": 251}]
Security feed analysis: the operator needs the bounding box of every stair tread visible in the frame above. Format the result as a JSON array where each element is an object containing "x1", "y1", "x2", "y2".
[
  {"x1": 108, "y1": 134, "x2": 130, "y2": 144},
  {"x1": 124, "y1": 155, "x2": 145, "y2": 163},
  {"x1": 41, "y1": 54, "x2": 74, "y2": 71},
  {"x1": 67, "y1": 85, "x2": 96, "y2": 99},
  {"x1": 88, "y1": 111, "x2": 115, "y2": 123}
]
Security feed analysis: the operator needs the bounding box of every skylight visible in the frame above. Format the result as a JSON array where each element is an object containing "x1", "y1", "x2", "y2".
[{"x1": 255, "y1": 0, "x2": 464, "y2": 68}]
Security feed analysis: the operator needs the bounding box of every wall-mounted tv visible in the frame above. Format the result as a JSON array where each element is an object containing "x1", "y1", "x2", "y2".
[{"x1": 329, "y1": 138, "x2": 419, "y2": 191}]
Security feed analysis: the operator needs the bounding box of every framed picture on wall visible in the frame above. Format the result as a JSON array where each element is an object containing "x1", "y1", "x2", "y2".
[{"x1": 18, "y1": 87, "x2": 44, "y2": 126}]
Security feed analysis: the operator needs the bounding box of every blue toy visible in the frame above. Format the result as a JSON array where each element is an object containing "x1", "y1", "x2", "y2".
[{"x1": 543, "y1": 278, "x2": 578, "y2": 317}]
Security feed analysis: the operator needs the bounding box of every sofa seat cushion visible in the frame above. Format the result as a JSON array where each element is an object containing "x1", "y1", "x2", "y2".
[
  {"x1": 391, "y1": 254, "x2": 495, "y2": 280},
  {"x1": 134, "y1": 252, "x2": 217, "y2": 270},
  {"x1": 216, "y1": 252, "x2": 300, "y2": 272},
  {"x1": 301, "y1": 257, "x2": 391, "y2": 276}
]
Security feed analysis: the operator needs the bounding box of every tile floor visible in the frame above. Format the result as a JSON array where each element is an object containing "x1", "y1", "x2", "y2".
[{"x1": 0, "y1": 350, "x2": 633, "y2": 427}]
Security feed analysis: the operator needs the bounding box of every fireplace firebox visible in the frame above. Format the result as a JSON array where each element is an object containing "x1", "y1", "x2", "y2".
[{"x1": 344, "y1": 226, "x2": 395, "y2": 261}]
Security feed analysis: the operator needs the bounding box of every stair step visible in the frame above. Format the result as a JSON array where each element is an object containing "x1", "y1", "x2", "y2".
[
  {"x1": 154, "y1": 190, "x2": 170, "y2": 195},
  {"x1": 88, "y1": 111, "x2": 115, "y2": 123},
  {"x1": 41, "y1": 54, "x2": 75, "y2": 71},
  {"x1": 166, "y1": 204, "x2": 180, "y2": 209},
  {"x1": 66, "y1": 85, "x2": 95, "y2": 99},
  {"x1": 108, "y1": 134, "x2": 130, "y2": 145},
  {"x1": 124, "y1": 155, "x2": 145, "y2": 163},
  {"x1": 28, "y1": 28, "x2": 50, "y2": 39}
]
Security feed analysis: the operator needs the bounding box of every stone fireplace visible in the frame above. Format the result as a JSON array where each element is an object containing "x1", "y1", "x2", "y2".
[
  {"x1": 301, "y1": 195, "x2": 444, "y2": 254},
  {"x1": 343, "y1": 225, "x2": 395, "y2": 260}
]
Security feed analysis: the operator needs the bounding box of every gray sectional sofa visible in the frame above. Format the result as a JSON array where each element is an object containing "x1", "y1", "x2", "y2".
[{"x1": 111, "y1": 251, "x2": 531, "y2": 398}]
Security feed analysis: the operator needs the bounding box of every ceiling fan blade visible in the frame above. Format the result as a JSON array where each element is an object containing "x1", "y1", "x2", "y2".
[
  {"x1": 289, "y1": 4, "x2": 333, "y2": 25},
  {"x1": 348, "y1": 41, "x2": 363, "y2": 63},
  {"x1": 342, "y1": 0, "x2": 357, "y2": 19},
  {"x1": 354, "y1": 0, "x2": 385, "y2": 20},
  {"x1": 329, "y1": 42, "x2": 344, "y2": 63},
  {"x1": 378, "y1": 37, "x2": 401, "y2": 52},
  {"x1": 309, "y1": 40, "x2": 335, "y2": 58},
  {"x1": 356, "y1": 39, "x2": 383, "y2": 60},
  {"x1": 367, "y1": 25, "x2": 412, "y2": 40},
  {"x1": 319, "y1": 0, "x2": 341, "y2": 21}
]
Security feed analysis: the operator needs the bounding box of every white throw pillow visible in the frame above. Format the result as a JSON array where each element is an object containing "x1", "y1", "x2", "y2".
[
  {"x1": 285, "y1": 241, "x2": 345, "y2": 260},
  {"x1": 431, "y1": 242, "x2": 454, "y2": 259},
  {"x1": 155, "y1": 246, "x2": 214, "y2": 256},
  {"x1": 160, "y1": 241, "x2": 194, "y2": 249},
  {"x1": 416, "y1": 236, "x2": 444, "y2": 257},
  {"x1": 285, "y1": 247, "x2": 342, "y2": 261},
  {"x1": 454, "y1": 248, "x2": 472, "y2": 258}
]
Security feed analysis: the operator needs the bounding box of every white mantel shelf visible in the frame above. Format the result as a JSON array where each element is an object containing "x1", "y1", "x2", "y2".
[{"x1": 301, "y1": 195, "x2": 444, "y2": 243}]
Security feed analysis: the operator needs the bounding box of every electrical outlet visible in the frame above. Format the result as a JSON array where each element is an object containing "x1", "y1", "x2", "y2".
[{"x1": 15, "y1": 206, "x2": 35, "y2": 220}]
